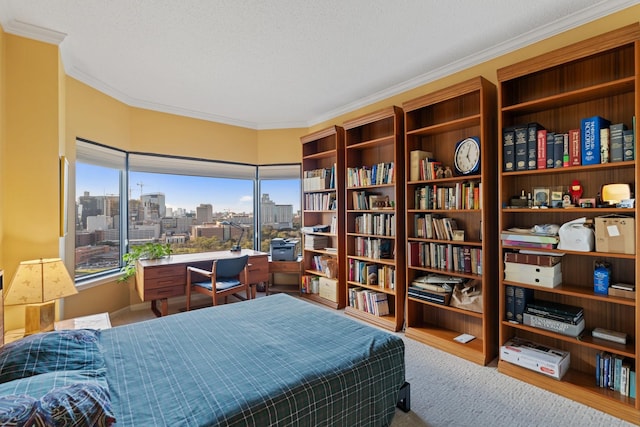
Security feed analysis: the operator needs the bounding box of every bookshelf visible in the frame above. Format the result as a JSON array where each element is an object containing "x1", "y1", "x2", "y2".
[
  {"x1": 497, "y1": 24, "x2": 640, "y2": 423},
  {"x1": 344, "y1": 106, "x2": 405, "y2": 332},
  {"x1": 402, "y1": 77, "x2": 498, "y2": 365},
  {"x1": 300, "y1": 126, "x2": 345, "y2": 309}
]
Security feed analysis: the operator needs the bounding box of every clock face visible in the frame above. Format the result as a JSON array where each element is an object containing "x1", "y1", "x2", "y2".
[{"x1": 454, "y1": 137, "x2": 480, "y2": 175}]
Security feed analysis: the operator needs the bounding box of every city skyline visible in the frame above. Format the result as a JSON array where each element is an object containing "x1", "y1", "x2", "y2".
[{"x1": 76, "y1": 163, "x2": 301, "y2": 214}]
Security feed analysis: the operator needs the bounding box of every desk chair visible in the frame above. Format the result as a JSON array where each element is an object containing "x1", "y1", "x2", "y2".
[{"x1": 185, "y1": 255, "x2": 250, "y2": 310}]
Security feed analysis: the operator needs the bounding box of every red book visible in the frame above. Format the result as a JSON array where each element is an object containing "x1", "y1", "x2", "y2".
[
  {"x1": 569, "y1": 129, "x2": 581, "y2": 166},
  {"x1": 537, "y1": 129, "x2": 547, "y2": 169}
]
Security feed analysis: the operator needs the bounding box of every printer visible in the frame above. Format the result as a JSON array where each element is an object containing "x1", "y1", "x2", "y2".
[{"x1": 270, "y1": 238, "x2": 299, "y2": 261}]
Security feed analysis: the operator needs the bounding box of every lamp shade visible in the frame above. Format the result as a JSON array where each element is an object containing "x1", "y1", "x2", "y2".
[{"x1": 5, "y1": 258, "x2": 77, "y2": 306}]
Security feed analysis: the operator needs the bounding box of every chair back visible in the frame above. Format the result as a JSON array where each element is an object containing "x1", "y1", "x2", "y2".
[{"x1": 215, "y1": 255, "x2": 249, "y2": 279}]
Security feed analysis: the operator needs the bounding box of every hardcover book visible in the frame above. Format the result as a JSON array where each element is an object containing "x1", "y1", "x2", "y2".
[
  {"x1": 536, "y1": 128, "x2": 547, "y2": 169},
  {"x1": 623, "y1": 129, "x2": 635, "y2": 161},
  {"x1": 514, "y1": 126, "x2": 528, "y2": 171},
  {"x1": 609, "y1": 123, "x2": 626, "y2": 162},
  {"x1": 527, "y1": 123, "x2": 542, "y2": 170},
  {"x1": 545, "y1": 131, "x2": 555, "y2": 169},
  {"x1": 514, "y1": 286, "x2": 534, "y2": 324},
  {"x1": 553, "y1": 133, "x2": 564, "y2": 168},
  {"x1": 568, "y1": 128, "x2": 581, "y2": 166},
  {"x1": 502, "y1": 127, "x2": 515, "y2": 172},
  {"x1": 505, "y1": 285, "x2": 515, "y2": 322},
  {"x1": 581, "y1": 115, "x2": 611, "y2": 165}
]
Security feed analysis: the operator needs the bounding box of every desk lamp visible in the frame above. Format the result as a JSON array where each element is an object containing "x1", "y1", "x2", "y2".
[
  {"x1": 221, "y1": 221, "x2": 245, "y2": 252},
  {"x1": 5, "y1": 258, "x2": 78, "y2": 335}
]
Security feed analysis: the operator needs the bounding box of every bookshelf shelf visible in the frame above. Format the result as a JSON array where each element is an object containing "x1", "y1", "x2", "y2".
[
  {"x1": 300, "y1": 126, "x2": 345, "y2": 309},
  {"x1": 344, "y1": 106, "x2": 405, "y2": 332},
  {"x1": 497, "y1": 24, "x2": 640, "y2": 422},
  {"x1": 403, "y1": 76, "x2": 498, "y2": 366}
]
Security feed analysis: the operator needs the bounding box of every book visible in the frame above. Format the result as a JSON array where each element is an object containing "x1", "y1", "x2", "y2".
[
  {"x1": 623, "y1": 129, "x2": 635, "y2": 161},
  {"x1": 562, "y1": 133, "x2": 569, "y2": 167},
  {"x1": 408, "y1": 286, "x2": 451, "y2": 305},
  {"x1": 621, "y1": 363, "x2": 631, "y2": 396},
  {"x1": 631, "y1": 371, "x2": 637, "y2": 398},
  {"x1": 523, "y1": 312, "x2": 585, "y2": 337},
  {"x1": 545, "y1": 131, "x2": 555, "y2": 169},
  {"x1": 500, "y1": 231, "x2": 559, "y2": 244},
  {"x1": 505, "y1": 285, "x2": 515, "y2": 322},
  {"x1": 568, "y1": 128, "x2": 581, "y2": 166},
  {"x1": 536, "y1": 128, "x2": 547, "y2": 169},
  {"x1": 501, "y1": 240, "x2": 556, "y2": 249},
  {"x1": 553, "y1": 133, "x2": 564, "y2": 168},
  {"x1": 609, "y1": 123, "x2": 626, "y2": 162},
  {"x1": 600, "y1": 127, "x2": 610, "y2": 163},
  {"x1": 592, "y1": 327, "x2": 627, "y2": 345},
  {"x1": 410, "y1": 150, "x2": 433, "y2": 181},
  {"x1": 527, "y1": 123, "x2": 542, "y2": 170},
  {"x1": 525, "y1": 300, "x2": 583, "y2": 323},
  {"x1": 581, "y1": 115, "x2": 611, "y2": 165},
  {"x1": 502, "y1": 127, "x2": 515, "y2": 172},
  {"x1": 514, "y1": 126, "x2": 528, "y2": 171},
  {"x1": 514, "y1": 286, "x2": 534, "y2": 324}
]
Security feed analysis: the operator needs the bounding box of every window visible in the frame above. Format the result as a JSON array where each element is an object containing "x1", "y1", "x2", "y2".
[
  {"x1": 75, "y1": 140, "x2": 126, "y2": 280},
  {"x1": 258, "y1": 165, "x2": 302, "y2": 254},
  {"x1": 75, "y1": 140, "x2": 301, "y2": 283}
]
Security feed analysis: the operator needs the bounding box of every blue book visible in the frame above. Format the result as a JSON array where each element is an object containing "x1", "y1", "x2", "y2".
[
  {"x1": 546, "y1": 132, "x2": 555, "y2": 169},
  {"x1": 609, "y1": 123, "x2": 626, "y2": 162},
  {"x1": 514, "y1": 286, "x2": 534, "y2": 324},
  {"x1": 553, "y1": 133, "x2": 564, "y2": 168},
  {"x1": 631, "y1": 370, "x2": 636, "y2": 398},
  {"x1": 581, "y1": 115, "x2": 611, "y2": 165}
]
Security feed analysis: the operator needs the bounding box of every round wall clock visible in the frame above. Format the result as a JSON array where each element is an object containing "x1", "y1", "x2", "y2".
[{"x1": 453, "y1": 136, "x2": 481, "y2": 175}]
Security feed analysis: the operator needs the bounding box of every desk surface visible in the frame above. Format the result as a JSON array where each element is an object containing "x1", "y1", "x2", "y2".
[{"x1": 138, "y1": 249, "x2": 268, "y2": 268}]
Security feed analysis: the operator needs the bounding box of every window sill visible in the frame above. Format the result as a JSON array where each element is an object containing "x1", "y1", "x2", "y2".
[{"x1": 75, "y1": 271, "x2": 123, "y2": 291}]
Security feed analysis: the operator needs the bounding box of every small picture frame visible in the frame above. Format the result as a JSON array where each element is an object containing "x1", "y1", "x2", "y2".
[
  {"x1": 369, "y1": 195, "x2": 389, "y2": 209},
  {"x1": 550, "y1": 188, "x2": 564, "y2": 208},
  {"x1": 532, "y1": 187, "x2": 550, "y2": 207}
]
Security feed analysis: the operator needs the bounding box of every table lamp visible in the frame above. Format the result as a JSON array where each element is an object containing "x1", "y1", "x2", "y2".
[
  {"x1": 221, "y1": 221, "x2": 245, "y2": 252},
  {"x1": 5, "y1": 258, "x2": 78, "y2": 335}
]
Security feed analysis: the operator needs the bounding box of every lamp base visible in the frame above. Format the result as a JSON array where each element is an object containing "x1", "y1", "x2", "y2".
[
  {"x1": 230, "y1": 246, "x2": 242, "y2": 252},
  {"x1": 24, "y1": 301, "x2": 55, "y2": 336}
]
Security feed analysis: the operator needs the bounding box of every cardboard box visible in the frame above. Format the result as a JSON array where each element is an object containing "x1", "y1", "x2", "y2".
[
  {"x1": 504, "y1": 252, "x2": 562, "y2": 267},
  {"x1": 608, "y1": 287, "x2": 635, "y2": 299},
  {"x1": 595, "y1": 215, "x2": 635, "y2": 254},
  {"x1": 318, "y1": 277, "x2": 338, "y2": 302},
  {"x1": 500, "y1": 337, "x2": 570, "y2": 380},
  {"x1": 504, "y1": 262, "x2": 561, "y2": 288}
]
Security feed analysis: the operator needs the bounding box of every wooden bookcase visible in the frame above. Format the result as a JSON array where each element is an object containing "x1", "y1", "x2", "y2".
[
  {"x1": 402, "y1": 77, "x2": 498, "y2": 365},
  {"x1": 497, "y1": 24, "x2": 640, "y2": 423},
  {"x1": 300, "y1": 126, "x2": 346, "y2": 309},
  {"x1": 343, "y1": 106, "x2": 405, "y2": 332}
]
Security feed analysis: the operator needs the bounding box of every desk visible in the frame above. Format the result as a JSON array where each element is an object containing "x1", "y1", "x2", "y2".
[
  {"x1": 136, "y1": 249, "x2": 269, "y2": 317},
  {"x1": 267, "y1": 258, "x2": 302, "y2": 296}
]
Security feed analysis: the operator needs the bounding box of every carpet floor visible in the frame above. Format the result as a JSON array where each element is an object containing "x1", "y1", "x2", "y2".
[{"x1": 111, "y1": 294, "x2": 634, "y2": 427}]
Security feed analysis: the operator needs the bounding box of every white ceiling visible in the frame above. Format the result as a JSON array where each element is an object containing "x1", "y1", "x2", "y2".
[{"x1": 0, "y1": 1, "x2": 637, "y2": 130}]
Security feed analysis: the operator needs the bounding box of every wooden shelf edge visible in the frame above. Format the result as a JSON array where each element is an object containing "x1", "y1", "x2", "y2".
[
  {"x1": 344, "y1": 306, "x2": 401, "y2": 332},
  {"x1": 405, "y1": 326, "x2": 489, "y2": 365}
]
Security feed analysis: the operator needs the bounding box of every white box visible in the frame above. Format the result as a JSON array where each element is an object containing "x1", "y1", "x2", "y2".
[
  {"x1": 504, "y1": 262, "x2": 561, "y2": 288},
  {"x1": 500, "y1": 337, "x2": 570, "y2": 380},
  {"x1": 318, "y1": 277, "x2": 338, "y2": 302}
]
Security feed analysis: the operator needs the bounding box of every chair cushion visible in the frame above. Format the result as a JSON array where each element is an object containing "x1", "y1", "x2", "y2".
[{"x1": 192, "y1": 279, "x2": 242, "y2": 292}]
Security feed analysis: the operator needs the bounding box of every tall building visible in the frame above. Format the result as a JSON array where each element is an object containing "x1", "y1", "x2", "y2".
[
  {"x1": 196, "y1": 203, "x2": 213, "y2": 224},
  {"x1": 141, "y1": 193, "x2": 166, "y2": 221},
  {"x1": 261, "y1": 193, "x2": 293, "y2": 228}
]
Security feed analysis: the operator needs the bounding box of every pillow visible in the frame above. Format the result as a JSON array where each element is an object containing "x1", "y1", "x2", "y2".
[
  {"x1": 0, "y1": 382, "x2": 115, "y2": 426},
  {"x1": 0, "y1": 369, "x2": 108, "y2": 399},
  {"x1": 0, "y1": 329, "x2": 104, "y2": 383}
]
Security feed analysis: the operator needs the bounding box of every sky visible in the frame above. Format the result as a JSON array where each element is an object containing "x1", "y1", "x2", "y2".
[{"x1": 76, "y1": 163, "x2": 301, "y2": 213}]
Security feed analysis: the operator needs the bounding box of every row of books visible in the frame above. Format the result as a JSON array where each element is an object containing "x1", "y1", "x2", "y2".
[
  {"x1": 503, "y1": 117, "x2": 635, "y2": 172},
  {"x1": 414, "y1": 214, "x2": 461, "y2": 241},
  {"x1": 304, "y1": 192, "x2": 336, "y2": 211},
  {"x1": 348, "y1": 287, "x2": 390, "y2": 316},
  {"x1": 408, "y1": 274, "x2": 466, "y2": 305},
  {"x1": 407, "y1": 285, "x2": 451, "y2": 305},
  {"x1": 408, "y1": 241, "x2": 481, "y2": 275},
  {"x1": 414, "y1": 182, "x2": 481, "y2": 210},
  {"x1": 303, "y1": 165, "x2": 336, "y2": 191},
  {"x1": 304, "y1": 234, "x2": 328, "y2": 250},
  {"x1": 347, "y1": 162, "x2": 395, "y2": 187},
  {"x1": 354, "y1": 213, "x2": 396, "y2": 236},
  {"x1": 500, "y1": 230, "x2": 559, "y2": 250},
  {"x1": 596, "y1": 352, "x2": 636, "y2": 397},
  {"x1": 348, "y1": 258, "x2": 396, "y2": 289},
  {"x1": 409, "y1": 150, "x2": 434, "y2": 181},
  {"x1": 353, "y1": 237, "x2": 392, "y2": 259}
]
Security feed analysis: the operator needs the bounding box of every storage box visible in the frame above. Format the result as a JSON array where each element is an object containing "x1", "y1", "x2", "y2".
[
  {"x1": 500, "y1": 337, "x2": 570, "y2": 380},
  {"x1": 504, "y1": 252, "x2": 562, "y2": 267},
  {"x1": 608, "y1": 287, "x2": 635, "y2": 299},
  {"x1": 318, "y1": 277, "x2": 338, "y2": 302},
  {"x1": 595, "y1": 215, "x2": 635, "y2": 254},
  {"x1": 503, "y1": 262, "x2": 561, "y2": 288}
]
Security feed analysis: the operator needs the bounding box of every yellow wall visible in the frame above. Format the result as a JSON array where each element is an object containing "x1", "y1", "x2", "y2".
[{"x1": 2, "y1": 6, "x2": 640, "y2": 325}]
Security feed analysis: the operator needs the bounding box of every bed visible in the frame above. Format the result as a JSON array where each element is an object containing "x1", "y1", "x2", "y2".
[{"x1": 0, "y1": 293, "x2": 408, "y2": 426}]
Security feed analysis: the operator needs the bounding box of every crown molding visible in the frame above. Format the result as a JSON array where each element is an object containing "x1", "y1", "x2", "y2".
[{"x1": 2, "y1": 19, "x2": 66, "y2": 45}]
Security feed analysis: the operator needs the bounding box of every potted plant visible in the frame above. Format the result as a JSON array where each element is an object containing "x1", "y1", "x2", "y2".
[{"x1": 119, "y1": 242, "x2": 172, "y2": 282}]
